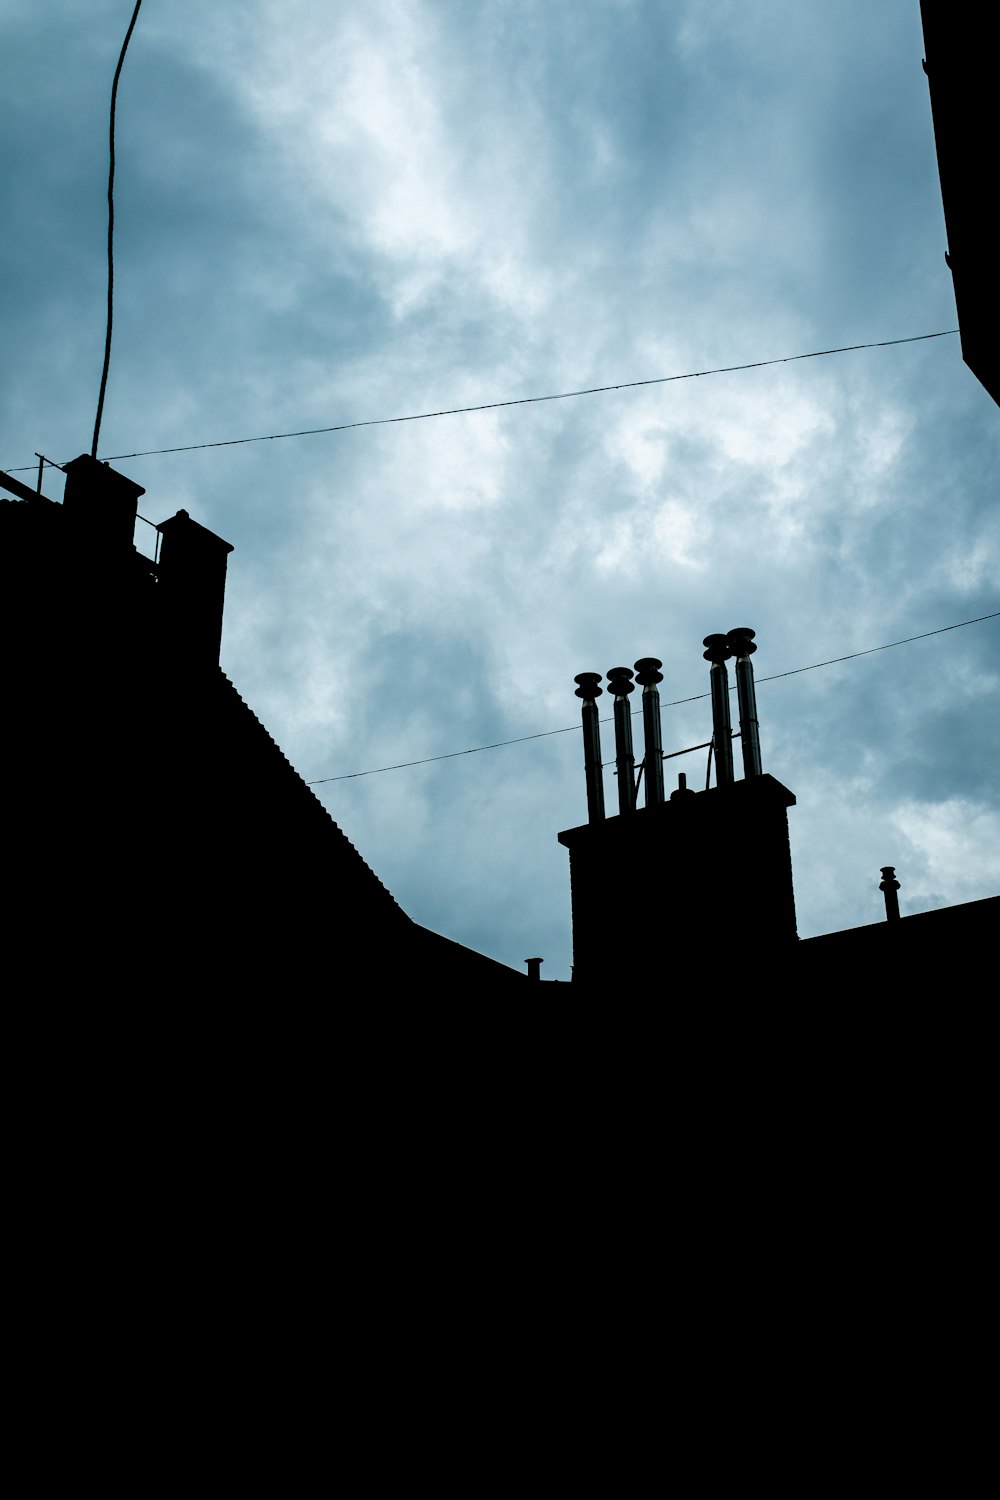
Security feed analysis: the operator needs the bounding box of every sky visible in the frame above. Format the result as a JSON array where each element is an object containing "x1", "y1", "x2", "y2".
[{"x1": 3, "y1": 0, "x2": 997, "y2": 980}]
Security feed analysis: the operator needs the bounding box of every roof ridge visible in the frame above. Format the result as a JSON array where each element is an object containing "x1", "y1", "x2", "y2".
[{"x1": 218, "y1": 671, "x2": 404, "y2": 914}]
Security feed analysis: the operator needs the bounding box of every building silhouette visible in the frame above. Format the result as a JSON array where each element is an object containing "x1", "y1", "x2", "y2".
[
  {"x1": 3, "y1": 454, "x2": 994, "y2": 991},
  {"x1": 2, "y1": 6, "x2": 994, "y2": 989},
  {"x1": 1, "y1": 456, "x2": 528, "y2": 991},
  {"x1": 921, "y1": 0, "x2": 999, "y2": 408}
]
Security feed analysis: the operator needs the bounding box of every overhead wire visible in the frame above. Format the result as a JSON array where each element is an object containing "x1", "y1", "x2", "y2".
[
  {"x1": 4, "y1": 329, "x2": 958, "y2": 474},
  {"x1": 91, "y1": 0, "x2": 144, "y2": 461},
  {"x1": 306, "y1": 610, "x2": 999, "y2": 784}
]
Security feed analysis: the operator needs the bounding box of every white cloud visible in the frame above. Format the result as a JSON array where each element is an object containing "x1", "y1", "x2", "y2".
[{"x1": 891, "y1": 799, "x2": 1000, "y2": 908}]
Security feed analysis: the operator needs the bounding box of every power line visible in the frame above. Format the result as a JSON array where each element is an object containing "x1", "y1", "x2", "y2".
[
  {"x1": 306, "y1": 610, "x2": 999, "y2": 784},
  {"x1": 91, "y1": 1, "x2": 144, "y2": 461},
  {"x1": 4, "y1": 329, "x2": 958, "y2": 474},
  {"x1": 753, "y1": 614, "x2": 998, "y2": 682}
]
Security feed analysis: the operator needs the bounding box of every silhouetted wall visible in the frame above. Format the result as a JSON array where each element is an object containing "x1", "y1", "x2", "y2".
[{"x1": 559, "y1": 774, "x2": 797, "y2": 986}]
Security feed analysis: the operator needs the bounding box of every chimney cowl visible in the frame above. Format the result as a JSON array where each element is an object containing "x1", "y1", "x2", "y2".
[
  {"x1": 606, "y1": 666, "x2": 635, "y2": 697},
  {"x1": 574, "y1": 672, "x2": 603, "y2": 701},
  {"x1": 726, "y1": 627, "x2": 757, "y2": 657},
  {"x1": 633, "y1": 657, "x2": 663, "y2": 686},
  {"x1": 703, "y1": 633, "x2": 732, "y2": 663}
]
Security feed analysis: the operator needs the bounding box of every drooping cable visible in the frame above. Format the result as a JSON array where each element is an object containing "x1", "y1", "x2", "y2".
[
  {"x1": 99, "y1": 330, "x2": 959, "y2": 462},
  {"x1": 91, "y1": 0, "x2": 144, "y2": 460},
  {"x1": 306, "y1": 610, "x2": 998, "y2": 783},
  {"x1": 0, "y1": 327, "x2": 952, "y2": 473}
]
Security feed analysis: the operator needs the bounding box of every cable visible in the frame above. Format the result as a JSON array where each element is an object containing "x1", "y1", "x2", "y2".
[
  {"x1": 5, "y1": 329, "x2": 958, "y2": 473},
  {"x1": 754, "y1": 615, "x2": 998, "y2": 682},
  {"x1": 91, "y1": 1, "x2": 143, "y2": 461},
  {"x1": 309, "y1": 723, "x2": 582, "y2": 781},
  {"x1": 306, "y1": 610, "x2": 998, "y2": 784}
]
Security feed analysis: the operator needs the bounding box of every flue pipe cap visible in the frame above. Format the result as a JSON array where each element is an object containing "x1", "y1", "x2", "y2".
[
  {"x1": 725, "y1": 627, "x2": 757, "y2": 657},
  {"x1": 574, "y1": 672, "x2": 604, "y2": 700},
  {"x1": 703, "y1": 633, "x2": 732, "y2": 663},
  {"x1": 633, "y1": 657, "x2": 663, "y2": 686}
]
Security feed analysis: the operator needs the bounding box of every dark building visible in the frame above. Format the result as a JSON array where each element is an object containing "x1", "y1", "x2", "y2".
[
  {"x1": 1, "y1": 457, "x2": 528, "y2": 992},
  {"x1": 2, "y1": 458, "x2": 995, "y2": 992},
  {"x1": 921, "y1": 0, "x2": 999, "y2": 408}
]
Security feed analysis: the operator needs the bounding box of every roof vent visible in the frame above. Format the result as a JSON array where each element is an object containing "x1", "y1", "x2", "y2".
[{"x1": 879, "y1": 866, "x2": 901, "y2": 921}]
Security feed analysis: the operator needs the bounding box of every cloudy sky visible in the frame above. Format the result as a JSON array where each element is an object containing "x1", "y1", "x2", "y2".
[{"x1": 3, "y1": 0, "x2": 997, "y2": 979}]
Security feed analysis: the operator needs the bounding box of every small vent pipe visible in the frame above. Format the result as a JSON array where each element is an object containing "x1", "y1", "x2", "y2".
[
  {"x1": 879, "y1": 867, "x2": 901, "y2": 922},
  {"x1": 726, "y1": 627, "x2": 762, "y2": 778},
  {"x1": 702, "y1": 634, "x2": 734, "y2": 787},
  {"x1": 574, "y1": 672, "x2": 606, "y2": 824},
  {"x1": 634, "y1": 658, "x2": 665, "y2": 807},
  {"x1": 607, "y1": 666, "x2": 636, "y2": 815}
]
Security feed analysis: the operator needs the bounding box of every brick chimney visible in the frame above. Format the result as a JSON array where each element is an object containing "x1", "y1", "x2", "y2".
[{"x1": 155, "y1": 510, "x2": 234, "y2": 668}]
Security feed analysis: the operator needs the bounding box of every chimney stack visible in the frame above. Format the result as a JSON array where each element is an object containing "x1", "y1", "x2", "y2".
[
  {"x1": 62, "y1": 454, "x2": 144, "y2": 554},
  {"x1": 558, "y1": 628, "x2": 797, "y2": 985},
  {"x1": 156, "y1": 509, "x2": 234, "y2": 668}
]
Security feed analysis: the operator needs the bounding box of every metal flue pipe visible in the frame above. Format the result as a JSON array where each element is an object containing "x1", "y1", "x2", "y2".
[
  {"x1": 574, "y1": 672, "x2": 606, "y2": 824},
  {"x1": 702, "y1": 633, "x2": 734, "y2": 787},
  {"x1": 607, "y1": 666, "x2": 636, "y2": 815},
  {"x1": 726, "y1": 627, "x2": 762, "y2": 778},
  {"x1": 634, "y1": 658, "x2": 665, "y2": 806},
  {"x1": 879, "y1": 867, "x2": 901, "y2": 922}
]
